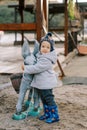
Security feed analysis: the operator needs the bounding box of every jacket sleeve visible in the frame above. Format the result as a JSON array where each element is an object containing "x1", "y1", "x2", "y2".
[{"x1": 24, "y1": 58, "x2": 52, "y2": 74}]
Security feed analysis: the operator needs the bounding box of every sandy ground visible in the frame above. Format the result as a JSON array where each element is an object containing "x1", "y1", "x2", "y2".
[
  {"x1": 0, "y1": 74, "x2": 87, "y2": 130},
  {"x1": 0, "y1": 42, "x2": 87, "y2": 130}
]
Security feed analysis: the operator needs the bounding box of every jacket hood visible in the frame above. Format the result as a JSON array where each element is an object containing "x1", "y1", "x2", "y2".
[{"x1": 37, "y1": 50, "x2": 57, "y2": 64}]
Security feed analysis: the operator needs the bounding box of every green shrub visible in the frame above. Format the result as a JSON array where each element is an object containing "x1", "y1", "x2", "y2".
[
  {"x1": 0, "y1": 6, "x2": 35, "y2": 23},
  {"x1": 0, "y1": 5, "x2": 64, "y2": 27}
]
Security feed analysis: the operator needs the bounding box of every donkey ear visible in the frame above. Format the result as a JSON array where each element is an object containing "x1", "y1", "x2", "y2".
[
  {"x1": 22, "y1": 40, "x2": 31, "y2": 59},
  {"x1": 33, "y1": 40, "x2": 39, "y2": 56}
]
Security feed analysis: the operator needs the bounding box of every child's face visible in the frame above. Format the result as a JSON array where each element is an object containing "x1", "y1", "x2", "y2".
[{"x1": 40, "y1": 41, "x2": 51, "y2": 54}]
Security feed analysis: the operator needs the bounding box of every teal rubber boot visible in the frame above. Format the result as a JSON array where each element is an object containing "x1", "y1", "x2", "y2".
[
  {"x1": 12, "y1": 112, "x2": 26, "y2": 120},
  {"x1": 12, "y1": 101, "x2": 34, "y2": 120},
  {"x1": 27, "y1": 105, "x2": 42, "y2": 117},
  {"x1": 24, "y1": 100, "x2": 33, "y2": 109}
]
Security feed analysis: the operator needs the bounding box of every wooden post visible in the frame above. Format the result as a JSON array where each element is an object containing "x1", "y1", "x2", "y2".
[
  {"x1": 57, "y1": 59, "x2": 65, "y2": 77},
  {"x1": 14, "y1": 7, "x2": 18, "y2": 42},
  {"x1": 36, "y1": 0, "x2": 43, "y2": 42},
  {"x1": 43, "y1": 0, "x2": 48, "y2": 33},
  {"x1": 64, "y1": 0, "x2": 68, "y2": 56},
  {"x1": 19, "y1": 0, "x2": 24, "y2": 45}
]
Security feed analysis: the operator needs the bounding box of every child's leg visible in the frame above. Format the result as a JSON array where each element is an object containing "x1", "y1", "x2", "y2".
[
  {"x1": 39, "y1": 89, "x2": 60, "y2": 123},
  {"x1": 45, "y1": 89, "x2": 59, "y2": 123},
  {"x1": 42, "y1": 89, "x2": 56, "y2": 106},
  {"x1": 16, "y1": 74, "x2": 33, "y2": 114}
]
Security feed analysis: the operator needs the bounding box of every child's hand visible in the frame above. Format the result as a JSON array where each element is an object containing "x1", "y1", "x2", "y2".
[{"x1": 21, "y1": 64, "x2": 24, "y2": 70}]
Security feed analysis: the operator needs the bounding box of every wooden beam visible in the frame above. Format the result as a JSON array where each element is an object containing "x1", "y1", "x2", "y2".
[{"x1": 0, "y1": 23, "x2": 36, "y2": 31}]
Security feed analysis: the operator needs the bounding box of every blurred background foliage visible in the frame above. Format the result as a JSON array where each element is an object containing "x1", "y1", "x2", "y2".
[
  {"x1": 0, "y1": 6, "x2": 64, "y2": 27},
  {"x1": 0, "y1": 6, "x2": 35, "y2": 23}
]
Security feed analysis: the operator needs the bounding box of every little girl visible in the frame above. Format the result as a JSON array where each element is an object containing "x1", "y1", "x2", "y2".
[{"x1": 24, "y1": 32, "x2": 60, "y2": 123}]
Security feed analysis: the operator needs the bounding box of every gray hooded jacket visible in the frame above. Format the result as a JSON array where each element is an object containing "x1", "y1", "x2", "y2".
[{"x1": 24, "y1": 50, "x2": 58, "y2": 89}]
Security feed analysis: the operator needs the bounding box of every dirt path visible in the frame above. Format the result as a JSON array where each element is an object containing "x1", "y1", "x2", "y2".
[
  {"x1": 0, "y1": 74, "x2": 87, "y2": 130},
  {"x1": 0, "y1": 54, "x2": 87, "y2": 130}
]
